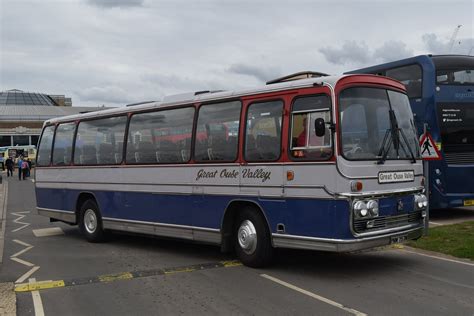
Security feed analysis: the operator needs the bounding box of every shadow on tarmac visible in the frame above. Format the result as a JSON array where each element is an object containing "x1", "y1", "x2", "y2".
[{"x1": 59, "y1": 224, "x2": 412, "y2": 275}]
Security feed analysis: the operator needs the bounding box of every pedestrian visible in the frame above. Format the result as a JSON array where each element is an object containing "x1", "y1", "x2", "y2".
[
  {"x1": 17, "y1": 156, "x2": 23, "y2": 180},
  {"x1": 25, "y1": 158, "x2": 31, "y2": 177},
  {"x1": 5, "y1": 156, "x2": 14, "y2": 177},
  {"x1": 21, "y1": 159, "x2": 29, "y2": 180}
]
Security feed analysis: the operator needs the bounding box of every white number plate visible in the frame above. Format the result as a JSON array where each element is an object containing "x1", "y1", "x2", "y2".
[{"x1": 378, "y1": 171, "x2": 414, "y2": 184}]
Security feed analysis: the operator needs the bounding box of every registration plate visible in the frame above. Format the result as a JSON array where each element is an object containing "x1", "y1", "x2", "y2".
[
  {"x1": 391, "y1": 235, "x2": 407, "y2": 244},
  {"x1": 463, "y1": 199, "x2": 474, "y2": 206}
]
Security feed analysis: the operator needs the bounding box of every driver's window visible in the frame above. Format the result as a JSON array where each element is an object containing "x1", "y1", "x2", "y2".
[{"x1": 290, "y1": 95, "x2": 332, "y2": 160}]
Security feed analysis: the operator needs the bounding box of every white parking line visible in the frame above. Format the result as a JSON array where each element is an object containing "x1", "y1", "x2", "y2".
[
  {"x1": 429, "y1": 221, "x2": 443, "y2": 226},
  {"x1": 261, "y1": 274, "x2": 367, "y2": 316},
  {"x1": 29, "y1": 278, "x2": 45, "y2": 316},
  {"x1": 401, "y1": 249, "x2": 474, "y2": 267},
  {"x1": 12, "y1": 239, "x2": 32, "y2": 248},
  {"x1": 16, "y1": 266, "x2": 40, "y2": 284},
  {"x1": 11, "y1": 257, "x2": 34, "y2": 267},
  {"x1": 33, "y1": 227, "x2": 64, "y2": 237},
  {"x1": 11, "y1": 212, "x2": 31, "y2": 232},
  {"x1": 11, "y1": 245, "x2": 33, "y2": 258}
]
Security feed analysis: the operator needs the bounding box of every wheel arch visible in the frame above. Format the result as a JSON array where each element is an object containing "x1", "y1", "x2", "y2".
[
  {"x1": 220, "y1": 199, "x2": 272, "y2": 252},
  {"x1": 75, "y1": 191, "x2": 100, "y2": 224}
]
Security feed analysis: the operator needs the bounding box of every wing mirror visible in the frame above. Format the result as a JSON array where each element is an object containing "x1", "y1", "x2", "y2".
[{"x1": 314, "y1": 118, "x2": 326, "y2": 137}]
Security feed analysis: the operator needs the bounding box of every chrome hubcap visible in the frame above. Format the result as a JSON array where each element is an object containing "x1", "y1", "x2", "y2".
[
  {"x1": 84, "y1": 209, "x2": 97, "y2": 234},
  {"x1": 238, "y1": 220, "x2": 257, "y2": 254}
]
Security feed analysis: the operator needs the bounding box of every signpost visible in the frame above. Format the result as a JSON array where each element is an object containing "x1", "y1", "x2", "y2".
[
  {"x1": 419, "y1": 133, "x2": 441, "y2": 160},
  {"x1": 419, "y1": 130, "x2": 442, "y2": 235}
]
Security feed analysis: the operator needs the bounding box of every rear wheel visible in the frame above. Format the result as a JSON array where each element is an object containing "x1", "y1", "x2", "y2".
[
  {"x1": 234, "y1": 207, "x2": 273, "y2": 268},
  {"x1": 79, "y1": 199, "x2": 104, "y2": 243}
]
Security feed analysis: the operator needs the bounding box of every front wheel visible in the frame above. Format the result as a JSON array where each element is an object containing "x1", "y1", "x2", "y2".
[
  {"x1": 79, "y1": 199, "x2": 105, "y2": 243},
  {"x1": 234, "y1": 208, "x2": 273, "y2": 268}
]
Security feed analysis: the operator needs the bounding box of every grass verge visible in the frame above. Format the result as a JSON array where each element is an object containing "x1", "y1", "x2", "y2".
[{"x1": 407, "y1": 221, "x2": 474, "y2": 260}]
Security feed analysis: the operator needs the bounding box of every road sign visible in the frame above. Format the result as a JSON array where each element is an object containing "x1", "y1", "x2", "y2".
[{"x1": 419, "y1": 133, "x2": 441, "y2": 160}]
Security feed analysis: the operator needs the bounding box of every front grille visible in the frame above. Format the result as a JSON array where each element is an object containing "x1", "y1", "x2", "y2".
[
  {"x1": 444, "y1": 152, "x2": 474, "y2": 165},
  {"x1": 353, "y1": 211, "x2": 422, "y2": 234}
]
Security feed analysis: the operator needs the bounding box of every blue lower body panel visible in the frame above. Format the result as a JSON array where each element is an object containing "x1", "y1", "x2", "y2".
[{"x1": 35, "y1": 188, "x2": 352, "y2": 239}]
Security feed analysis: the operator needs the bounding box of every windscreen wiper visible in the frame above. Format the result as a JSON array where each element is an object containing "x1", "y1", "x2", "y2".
[
  {"x1": 377, "y1": 109, "x2": 400, "y2": 164},
  {"x1": 389, "y1": 109, "x2": 400, "y2": 157},
  {"x1": 389, "y1": 108, "x2": 417, "y2": 163},
  {"x1": 376, "y1": 128, "x2": 392, "y2": 164},
  {"x1": 398, "y1": 128, "x2": 417, "y2": 163}
]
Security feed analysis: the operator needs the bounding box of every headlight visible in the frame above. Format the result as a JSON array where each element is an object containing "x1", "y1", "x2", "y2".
[
  {"x1": 353, "y1": 200, "x2": 368, "y2": 218},
  {"x1": 367, "y1": 200, "x2": 379, "y2": 217},
  {"x1": 414, "y1": 194, "x2": 428, "y2": 210}
]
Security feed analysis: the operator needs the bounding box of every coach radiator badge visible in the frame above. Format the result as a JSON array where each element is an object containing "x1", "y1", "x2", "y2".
[{"x1": 397, "y1": 199, "x2": 404, "y2": 212}]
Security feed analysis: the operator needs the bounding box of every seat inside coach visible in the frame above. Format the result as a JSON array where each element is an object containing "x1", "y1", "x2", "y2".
[
  {"x1": 97, "y1": 143, "x2": 115, "y2": 164},
  {"x1": 79, "y1": 145, "x2": 97, "y2": 165},
  {"x1": 134, "y1": 141, "x2": 156, "y2": 163},
  {"x1": 156, "y1": 140, "x2": 181, "y2": 163},
  {"x1": 115, "y1": 142, "x2": 123, "y2": 164},
  {"x1": 52, "y1": 147, "x2": 67, "y2": 165}
]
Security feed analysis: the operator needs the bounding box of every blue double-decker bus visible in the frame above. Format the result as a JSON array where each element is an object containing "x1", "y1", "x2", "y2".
[{"x1": 348, "y1": 55, "x2": 474, "y2": 210}]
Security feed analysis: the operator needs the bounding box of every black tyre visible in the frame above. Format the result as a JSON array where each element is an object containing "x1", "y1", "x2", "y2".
[
  {"x1": 79, "y1": 199, "x2": 105, "y2": 243},
  {"x1": 234, "y1": 207, "x2": 273, "y2": 268}
]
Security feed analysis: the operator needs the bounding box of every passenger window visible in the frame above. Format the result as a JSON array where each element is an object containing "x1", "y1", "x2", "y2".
[
  {"x1": 36, "y1": 125, "x2": 55, "y2": 166},
  {"x1": 245, "y1": 100, "x2": 283, "y2": 161},
  {"x1": 74, "y1": 116, "x2": 127, "y2": 165},
  {"x1": 52, "y1": 123, "x2": 76, "y2": 166},
  {"x1": 194, "y1": 101, "x2": 241, "y2": 162},
  {"x1": 127, "y1": 107, "x2": 195, "y2": 164},
  {"x1": 386, "y1": 65, "x2": 422, "y2": 99},
  {"x1": 290, "y1": 95, "x2": 332, "y2": 160}
]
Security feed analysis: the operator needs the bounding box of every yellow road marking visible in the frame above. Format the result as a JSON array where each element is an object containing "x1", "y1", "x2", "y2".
[
  {"x1": 14, "y1": 260, "x2": 243, "y2": 292},
  {"x1": 15, "y1": 280, "x2": 65, "y2": 292},
  {"x1": 221, "y1": 260, "x2": 242, "y2": 267},
  {"x1": 99, "y1": 272, "x2": 133, "y2": 283},
  {"x1": 391, "y1": 244, "x2": 405, "y2": 249},
  {"x1": 164, "y1": 267, "x2": 196, "y2": 274}
]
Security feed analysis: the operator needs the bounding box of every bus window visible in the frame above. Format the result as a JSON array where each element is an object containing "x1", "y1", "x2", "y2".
[
  {"x1": 290, "y1": 95, "x2": 332, "y2": 160},
  {"x1": 74, "y1": 116, "x2": 127, "y2": 165},
  {"x1": 52, "y1": 123, "x2": 76, "y2": 166},
  {"x1": 127, "y1": 107, "x2": 195, "y2": 164},
  {"x1": 386, "y1": 65, "x2": 422, "y2": 99},
  {"x1": 245, "y1": 100, "x2": 283, "y2": 162},
  {"x1": 36, "y1": 125, "x2": 55, "y2": 166},
  {"x1": 437, "y1": 68, "x2": 474, "y2": 85},
  {"x1": 194, "y1": 101, "x2": 241, "y2": 162}
]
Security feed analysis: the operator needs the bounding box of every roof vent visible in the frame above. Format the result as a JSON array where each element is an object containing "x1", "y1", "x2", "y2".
[{"x1": 266, "y1": 71, "x2": 329, "y2": 85}]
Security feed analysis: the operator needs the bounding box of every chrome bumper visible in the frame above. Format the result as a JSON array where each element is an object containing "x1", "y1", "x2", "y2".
[{"x1": 272, "y1": 226, "x2": 423, "y2": 252}]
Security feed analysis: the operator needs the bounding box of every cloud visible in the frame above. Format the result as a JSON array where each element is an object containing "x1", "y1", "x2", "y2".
[
  {"x1": 319, "y1": 40, "x2": 415, "y2": 66},
  {"x1": 1, "y1": 0, "x2": 473, "y2": 107},
  {"x1": 319, "y1": 33, "x2": 474, "y2": 68},
  {"x1": 373, "y1": 41, "x2": 414, "y2": 63},
  {"x1": 318, "y1": 41, "x2": 371, "y2": 66},
  {"x1": 227, "y1": 64, "x2": 282, "y2": 83},
  {"x1": 75, "y1": 86, "x2": 136, "y2": 105},
  {"x1": 86, "y1": 0, "x2": 144, "y2": 8},
  {"x1": 422, "y1": 33, "x2": 474, "y2": 55}
]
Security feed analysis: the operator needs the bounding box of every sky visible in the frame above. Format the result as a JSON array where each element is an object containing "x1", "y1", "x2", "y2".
[{"x1": 0, "y1": 0, "x2": 473, "y2": 107}]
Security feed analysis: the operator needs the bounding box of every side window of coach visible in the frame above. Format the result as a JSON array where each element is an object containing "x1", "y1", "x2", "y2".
[
  {"x1": 74, "y1": 116, "x2": 127, "y2": 165},
  {"x1": 52, "y1": 123, "x2": 76, "y2": 166},
  {"x1": 36, "y1": 125, "x2": 55, "y2": 166}
]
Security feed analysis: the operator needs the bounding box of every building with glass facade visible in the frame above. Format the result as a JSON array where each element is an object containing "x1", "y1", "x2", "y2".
[{"x1": 0, "y1": 89, "x2": 112, "y2": 147}]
